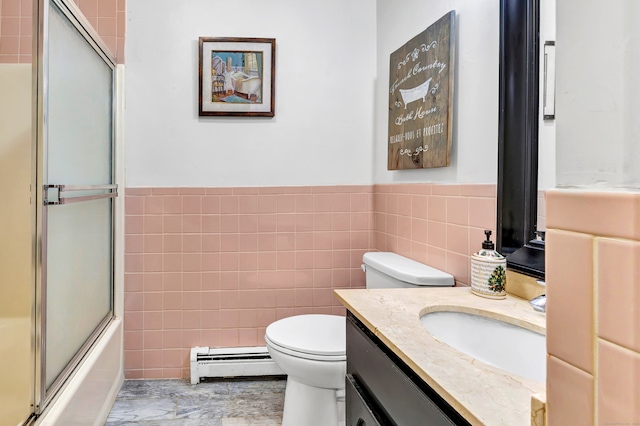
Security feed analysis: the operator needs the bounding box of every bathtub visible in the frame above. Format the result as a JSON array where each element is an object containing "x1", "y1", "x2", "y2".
[{"x1": 36, "y1": 319, "x2": 124, "y2": 426}]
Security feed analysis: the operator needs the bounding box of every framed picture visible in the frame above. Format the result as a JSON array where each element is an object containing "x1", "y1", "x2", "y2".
[
  {"x1": 387, "y1": 11, "x2": 455, "y2": 170},
  {"x1": 198, "y1": 37, "x2": 276, "y2": 117}
]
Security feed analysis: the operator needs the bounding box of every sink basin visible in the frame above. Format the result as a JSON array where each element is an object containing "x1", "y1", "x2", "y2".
[{"x1": 420, "y1": 311, "x2": 546, "y2": 383}]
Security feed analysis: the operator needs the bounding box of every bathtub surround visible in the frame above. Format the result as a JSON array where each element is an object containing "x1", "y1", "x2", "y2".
[
  {"x1": 545, "y1": 189, "x2": 640, "y2": 425},
  {"x1": 0, "y1": 63, "x2": 32, "y2": 425},
  {"x1": 0, "y1": 0, "x2": 126, "y2": 64},
  {"x1": 123, "y1": 183, "x2": 497, "y2": 379},
  {"x1": 0, "y1": 0, "x2": 35, "y2": 64}
]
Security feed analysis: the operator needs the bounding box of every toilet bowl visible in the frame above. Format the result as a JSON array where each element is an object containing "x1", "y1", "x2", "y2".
[
  {"x1": 265, "y1": 314, "x2": 346, "y2": 426},
  {"x1": 264, "y1": 252, "x2": 454, "y2": 426}
]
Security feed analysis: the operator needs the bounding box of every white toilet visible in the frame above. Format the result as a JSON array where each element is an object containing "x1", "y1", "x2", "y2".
[{"x1": 264, "y1": 252, "x2": 455, "y2": 426}]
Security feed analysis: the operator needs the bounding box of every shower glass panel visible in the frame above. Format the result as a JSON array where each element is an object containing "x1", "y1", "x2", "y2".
[{"x1": 41, "y1": 0, "x2": 115, "y2": 396}]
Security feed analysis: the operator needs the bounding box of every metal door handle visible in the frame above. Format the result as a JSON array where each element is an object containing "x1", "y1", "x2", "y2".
[{"x1": 44, "y1": 184, "x2": 118, "y2": 205}]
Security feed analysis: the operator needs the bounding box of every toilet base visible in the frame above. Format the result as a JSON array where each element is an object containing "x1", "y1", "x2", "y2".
[{"x1": 281, "y1": 377, "x2": 345, "y2": 426}]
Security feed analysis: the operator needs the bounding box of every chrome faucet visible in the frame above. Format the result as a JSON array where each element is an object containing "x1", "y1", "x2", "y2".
[{"x1": 529, "y1": 294, "x2": 546, "y2": 313}]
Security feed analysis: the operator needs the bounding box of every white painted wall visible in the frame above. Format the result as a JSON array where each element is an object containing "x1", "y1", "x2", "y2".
[
  {"x1": 556, "y1": 0, "x2": 640, "y2": 188},
  {"x1": 125, "y1": 0, "x2": 376, "y2": 187},
  {"x1": 374, "y1": 0, "x2": 499, "y2": 184}
]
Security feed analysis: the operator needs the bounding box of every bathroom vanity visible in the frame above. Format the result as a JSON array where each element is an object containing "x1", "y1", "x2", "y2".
[
  {"x1": 346, "y1": 311, "x2": 469, "y2": 425},
  {"x1": 335, "y1": 288, "x2": 546, "y2": 426}
]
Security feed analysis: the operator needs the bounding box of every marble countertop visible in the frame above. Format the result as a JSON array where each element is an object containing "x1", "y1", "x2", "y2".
[{"x1": 334, "y1": 287, "x2": 546, "y2": 426}]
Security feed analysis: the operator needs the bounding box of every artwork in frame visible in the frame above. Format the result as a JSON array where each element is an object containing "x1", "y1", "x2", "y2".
[
  {"x1": 199, "y1": 37, "x2": 276, "y2": 117},
  {"x1": 387, "y1": 11, "x2": 455, "y2": 170}
]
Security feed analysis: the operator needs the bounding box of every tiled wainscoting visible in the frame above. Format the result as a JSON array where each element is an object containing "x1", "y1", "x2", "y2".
[
  {"x1": 124, "y1": 184, "x2": 497, "y2": 379},
  {"x1": 374, "y1": 184, "x2": 496, "y2": 286},
  {"x1": 124, "y1": 185, "x2": 375, "y2": 379},
  {"x1": 546, "y1": 189, "x2": 640, "y2": 425}
]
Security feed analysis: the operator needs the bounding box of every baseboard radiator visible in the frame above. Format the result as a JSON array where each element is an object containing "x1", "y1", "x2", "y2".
[{"x1": 190, "y1": 346, "x2": 284, "y2": 384}]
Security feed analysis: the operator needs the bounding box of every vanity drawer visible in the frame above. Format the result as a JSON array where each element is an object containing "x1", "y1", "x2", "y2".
[
  {"x1": 346, "y1": 374, "x2": 386, "y2": 426},
  {"x1": 346, "y1": 313, "x2": 469, "y2": 426}
]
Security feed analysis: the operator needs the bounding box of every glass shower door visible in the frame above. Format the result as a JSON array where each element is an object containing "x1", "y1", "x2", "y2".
[{"x1": 36, "y1": 0, "x2": 116, "y2": 407}]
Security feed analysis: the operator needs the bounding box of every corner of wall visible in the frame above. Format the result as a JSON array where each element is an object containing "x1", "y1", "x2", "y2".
[{"x1": 545, "y1": 188, "x2": 640, "y2": 425}]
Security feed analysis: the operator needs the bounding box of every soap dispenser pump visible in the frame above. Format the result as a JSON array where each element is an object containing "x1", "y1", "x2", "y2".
[{"x1": 470, "y1": 230, "x2": 507, "y2": 299}]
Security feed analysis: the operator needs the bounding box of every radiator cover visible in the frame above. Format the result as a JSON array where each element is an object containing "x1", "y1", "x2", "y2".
[{"x1": 190, "y1": 346, "x2": 284, "y2": 384}]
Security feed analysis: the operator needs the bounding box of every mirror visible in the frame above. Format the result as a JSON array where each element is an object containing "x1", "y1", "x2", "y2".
[
  {"x1": 496, "y1": 0, "x2": 546, "y2": 279},
  {"x1": 537, "y1": 0, "x2": 557, "y2": 236}
]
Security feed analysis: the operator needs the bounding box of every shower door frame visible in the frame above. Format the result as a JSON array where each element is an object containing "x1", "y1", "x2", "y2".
[{"x1": 33, "y1": 0, "x2": 118, "y2": 414}]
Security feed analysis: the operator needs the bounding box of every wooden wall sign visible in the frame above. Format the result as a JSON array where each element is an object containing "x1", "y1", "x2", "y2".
[{"x1": 388, "y1": 11, "x2": 456, "y2": 170}]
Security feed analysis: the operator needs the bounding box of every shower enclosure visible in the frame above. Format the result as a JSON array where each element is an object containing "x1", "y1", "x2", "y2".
[
  {"x1": 0, "y1": 0, "x2": 122, "y2": 423},
  {"x1": 36, "y1": 0, "x2": 117, "y2": 410}
]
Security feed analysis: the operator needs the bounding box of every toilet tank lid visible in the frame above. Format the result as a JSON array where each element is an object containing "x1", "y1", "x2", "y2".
[{"x1": 363, "y1": 252, "x2": 454, "y2": 286}]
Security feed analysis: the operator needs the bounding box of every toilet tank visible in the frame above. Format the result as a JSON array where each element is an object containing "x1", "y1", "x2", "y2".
[{"x1": 362, "y1": 252, "x2": 454, "y2": 288}]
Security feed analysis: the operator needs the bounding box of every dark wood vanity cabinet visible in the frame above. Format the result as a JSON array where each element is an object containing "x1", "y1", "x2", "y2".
[{"x1": 345, "y1": 312, "x2": 471, "y2": 426}]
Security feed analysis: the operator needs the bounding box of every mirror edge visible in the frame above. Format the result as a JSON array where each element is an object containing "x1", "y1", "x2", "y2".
[{"x1": 497, "y1": 0, "x2": 545, "y2": 279}]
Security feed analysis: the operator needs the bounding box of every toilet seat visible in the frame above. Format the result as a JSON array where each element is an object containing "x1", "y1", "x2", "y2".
[
  {"x1": 265, "y1": 314, "x2": 346, "y2": 361},
  {"x1": 265, "y1": 336, "x2": 346, "y2": 361}
]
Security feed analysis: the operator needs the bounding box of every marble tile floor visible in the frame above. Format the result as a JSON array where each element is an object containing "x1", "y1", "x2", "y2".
[{"x1": 106, "y1": 377, "x2": 286, "y2": 426}]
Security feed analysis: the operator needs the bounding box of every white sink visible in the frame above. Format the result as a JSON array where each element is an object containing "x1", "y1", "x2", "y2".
[{"x1": 420, "y1": 311, "x2": 546, "y2": 383}]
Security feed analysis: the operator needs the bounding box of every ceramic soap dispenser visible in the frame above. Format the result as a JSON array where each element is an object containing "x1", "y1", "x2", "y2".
[{"x1": 470, "y1": 230, "x2": 507, "y2": 299}]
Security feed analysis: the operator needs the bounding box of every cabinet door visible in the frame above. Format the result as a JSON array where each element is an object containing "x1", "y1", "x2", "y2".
[{"x1": 347, "y1": 313, "x2": 469, "y2": 426}]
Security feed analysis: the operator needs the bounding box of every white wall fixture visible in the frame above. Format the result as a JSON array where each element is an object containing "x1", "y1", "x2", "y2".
[
  {"x1": 543, "y1": 41, "x2": 556, "y2": 120},
  {"x1": 190, "y1": 346, "x2": 283, "y2": 384}
]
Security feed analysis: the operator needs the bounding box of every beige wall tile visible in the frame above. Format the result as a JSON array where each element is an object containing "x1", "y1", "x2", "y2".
[
  {"x1": 547, "y1": 356, "x2": 594, "y2": 426},
  {"x1": 428, "y1": 195, "x2": 447, "y2": 222},
  {"x1": 597, "y1": 238, "x2": 640, "y2": 353},
  {"x1": 459, "y1": 184, "x2": 496, "y2": 198},
  {"x1": 597, "y1": 339, "x2": 640, "y2": 425},
  {"x1": 446, "y1": 196, "x2": 469, "y2": 226},
  {"x1": 124, "y1": 183, "x2": 497, "y2": 378},
  {"x1": 446, "y1": 223, "x2": 469, "y2": 255},
  {"x1": 431, "y1": 184, "x2": 460, "y2": 196},
  {"x1": 469, "y1": 197, "x2": 496, "y2": 230},
  {"x1": 0, "y1": 0, "x2": 130, "y2": 64},
  {"x1": 546, "y1": 229, "x2": 594, "y2": 373},
  {"x1": 547, "y1": 190, "x2": 640, "y2": 240}
]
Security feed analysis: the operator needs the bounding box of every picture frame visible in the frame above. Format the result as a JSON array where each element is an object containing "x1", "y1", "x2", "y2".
[
  {"x1": 387, "y1": 11, "x2": 456, "y2": 170},
  {"x1": 198, "y1": 37, "x2": 276, "y2": 117}
]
